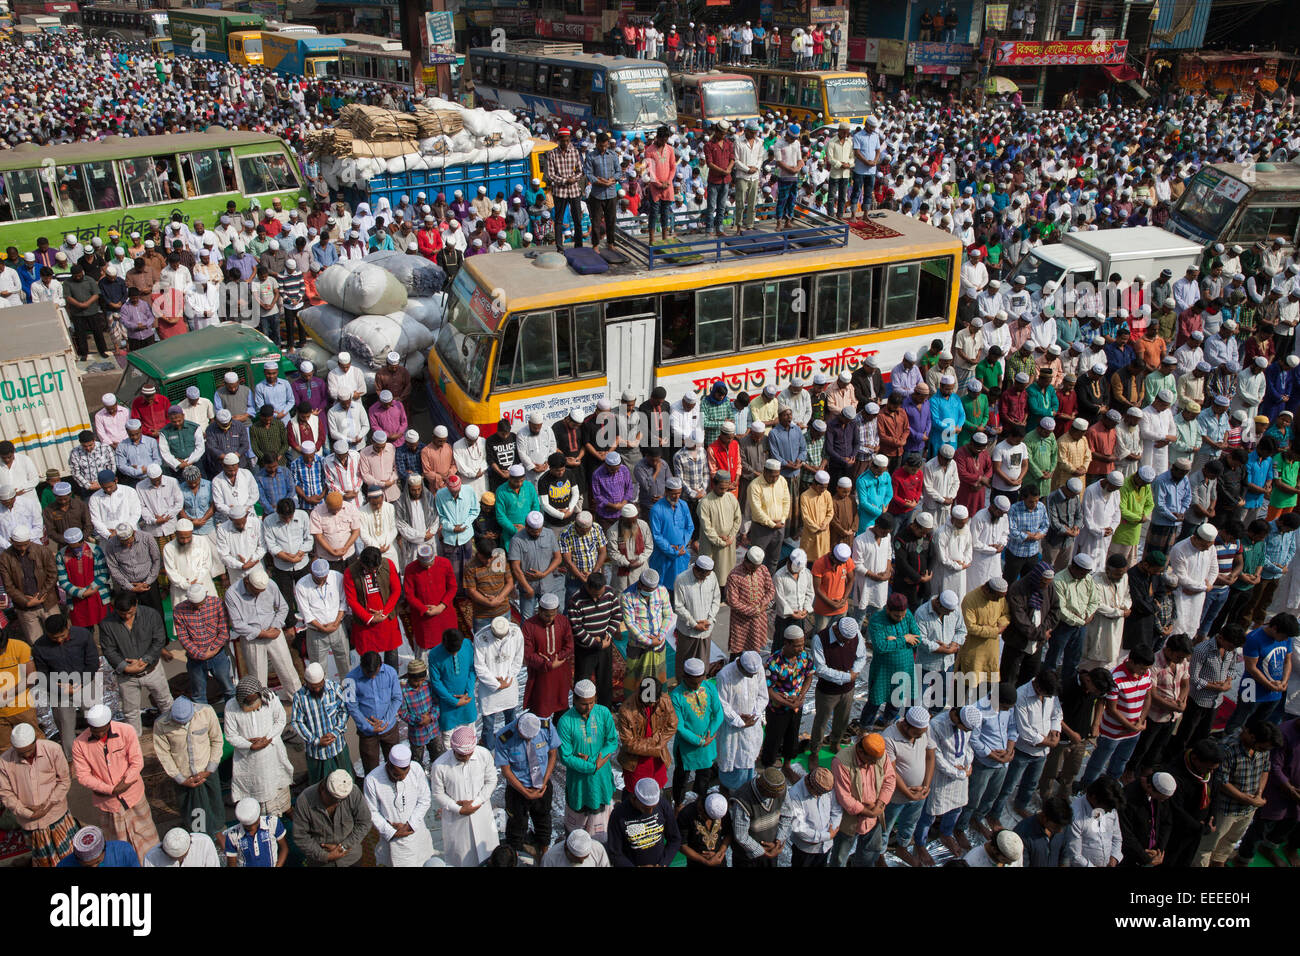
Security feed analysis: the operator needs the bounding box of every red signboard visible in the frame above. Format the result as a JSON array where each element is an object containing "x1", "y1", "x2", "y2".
[{"x1": 984, "y1": 38, "x2": 1129, "y2": 67}]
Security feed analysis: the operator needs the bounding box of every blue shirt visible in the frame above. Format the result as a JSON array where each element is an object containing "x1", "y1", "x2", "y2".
[
  {"x1": 583, "y1": 149, "x2": 621, "y2": 201},
  {"x1": 254, "y1": 379, "x2": 295, "y2": 418},
  {"x1": 181, "y1": 478, "x2": 215, "y2": 535},
  {"x1": 344, "y1": 663, "x2": 401, "y2": 735},
  {"x1": 1007, "y1": 500, "x2": 1049, "y2": 556},
  {"x1": 428, "y1": 640, "x2": 477, "y2": 730},
  {"x1": 850, "y1": 130, "x2": 882, "y2": 175},
  {"x1": 766, "y1": 423, "x2": 807, "y2": 479},
  {"x1": 1241, "y1": 627, "x2": 1291, "y2": 703},
  {"x1": 57, "y1": 841, "x2": 140, "y2": 867},
  {"x1": 1245, "y1": 452, "x2": 1274, "y2": 509},
  {"x1": 1261, "y1": 524, "x2": 1297, "y2": 580},
  {"x1": 222, "y1": 816, "x2": 285, "y2": 866},
  {"x1": 435, "y1": 487, "x2": 481, "y2": 547},
  {"x1": 312, "y1": 242, "x2": 339, "y2": 268},
  {"x1": 290, "y1": 454, "x2": 326, "y2": 508},
  {"x1": 1151, "y1": 471, "x2": 1191, "y2": 526},
  {"x1": 115, "y1": 436, "x2": 161, "y2": 482},
  {"x1": 492, "y1": 714, "x2": 561, "y2": 788},
  {"x1": 256, "y1": 466, "x2": 297, "y2": 516},
  {"x1": 972, "y1": 701, "x2": 1018, "y2": 768}
]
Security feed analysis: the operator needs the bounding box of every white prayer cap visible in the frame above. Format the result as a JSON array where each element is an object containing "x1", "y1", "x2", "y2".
[
  {"x1": 9, "y1": 526, "x2": 31, "y2": 543},
  {"x1": 433, "y1": 425, "x2": 449, "y2": 439},
  {"x1": 223, "y1": 371, "x2": 239, "y2": 384},
  {"x1": 1106, "y1": 470, "x2": 1125, "y2": 488},
  {"x1": 1152, "y1": 772, "x2": 1177, "y2": 796},
  {"x1": 746, "y1": 545, "x2": 765, "y2": 564},
  {"x1": 815, "y1": 470, "x2": 830, "y2": 484},
  {"x1": 162, "y1": 828, "x2": 192, "y2": 859},
  {"x1": 763, "y1": 457, "x2": 781, "y2": 471},
  {"x1": 705, "y1": 793, "x2": 729, "y2": 820},
  {"x1": 940, "y1": 590, "x2": 960, "y2": 611},
  {"x1": 490, "y1": 616, "x2": 512, "y2": 638},
  {"x1": 539, "y1": 592, "x2": 560, "y2": 610},
  {"x1": 215, "y1": 409, "x2": 233, "y2": 424},
  {"x1": 517, "y1": 713, "x2": 542, "y2": 739},
  {"x1": 566, "y1": 829, "x2": 593, "y2": 857},
  {"x1": 574, "y1": 679, "x2": 597, "y2": 699},
  {"x1": 987, "y1": 576, "x2": 1008, "y2": 593},
  {"x1": 236, "y1": 798, "x2": 261, "y2": 825},
  {"x1": 837, "y1": 477, "x2": 853, "y2": 488},
  {"x1": 738, "y1": 650, "x2": 763, "y2": 675},
  {"x1": 1196, "y1": 523, "x2": 1218, "y2": 542},
  {"x1": 872, "y1": 453, "x2": 889, "y2": 468},
  {"x1": 620, "y1": 504, "x2": 638, "y2": 518},
  {"x1": 634, "y1": 777, "x2": 661, "y2": 806},
  {"x1": 325, "y1": 769, "x2": 354, "y2": 799},
  {"x1": 337, "y1": 351, "x2": 352, "y2": 365},
  {"x1": 1066, "y1": 477, "x2": 1084, "y2": 494},
  {"x1": 185, "y1": 584, "x2": 207, "y2": 604},
  {"x1": 304, "y1": 662, "x2": 326, "y2": 683},
  {"x1": 1072, "y1": 553, "x2": 1095, "y2": 570},
  {"x1": 525, "y1": 511, "x2": 544, "y2": 529},
  {"x1": 992, "y1": 495, "x2": 1010, "y2": 511},
  {"x1": 388, "y1": 743, "x2": 412, "y2": 768},
  {"x1": 995, "y1": 830, "x2": 1024, "y2": 862},
  {"x1": 10, "y1": 723, "x2": 36, "y2": 748},
  {"x1": 125, "y1": 418, "x2": 142, "y2": 430},
  {"x1": 508, "y1": 464, "x2": 526, "y2": 478},
  {"x1": 528, "y1": 411, "x2": 544, "y2": 425},
  {"x1": 905, "y1": 706, "x2": 930, "y2": 728},
  {"x1": 684, "y1": 657, "x2": 706, "y2": 677},
  {"x1": 833, "y1": 542, "x2": 852, "y2": 562},
  {"x1": 176, "y1": 518, "x2": 194, "y2": 533},
  {"x1": 222, "y1": 452, "x2": 240, "y2": 466},
  {"x1": 86, "y1": 705, "x2": 112, "y2": 728},
  {"x1": 146, "y1": 463, "x2": 163, "y2": 479},
  {"x1": 915, "y1": 513, "x2": 935, "y2": 530},
  {"x1": 959, "y1": 704, "x2": 983, "y2": 733},
  {"x1": 300, "y1": 361, "x2": 315, "y2": 374},
  {"x1": 228, "y1": 504, "x2": 249, "y2": 520},
  {"x1": 952, "y1": 505, "x2": 968, "y2": 520}
]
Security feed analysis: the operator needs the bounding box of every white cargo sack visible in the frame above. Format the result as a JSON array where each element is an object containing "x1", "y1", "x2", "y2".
[
  {"x1": 299, "y1": 304, "x2": 352, "y2": 351},
  {"x1": 338, "y1": 313, "x2": 436, "y2": 369},
  {"x1": 363, "y1": 252, "x2": 446, "y2": 297},
  {"x1": 292, "y1": 341, "x2": 335, "y2": 373},
  {"x1": 317, "y1": 262, "x2": 407, "y2": 315},
  {"x1": 402, "y1": 294, "x2": 446, "y2": 333}
]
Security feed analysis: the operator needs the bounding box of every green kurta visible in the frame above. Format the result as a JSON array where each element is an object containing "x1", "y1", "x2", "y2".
[
  {"x1": 495, "y1": 481, "x2": 541, "y2": 547},
  {"x1": 867, "y1": 608, "x2": 919, "y2": 706},
  {"x1": 558, "y1": 704, "x2": 619, "y2": 812},
  {"x1": 960, "y1": 393, "x2": 988, "y2": 446},
  {"x1": 1114, "y1": 477, "x2": 1154, "y2": 546},
  {"x1": 1024, "y1": 430, "x2": 1059, "y2": 498},
  {"x1": 670, "y1": 680, "x2": 725, "y2": 771}
]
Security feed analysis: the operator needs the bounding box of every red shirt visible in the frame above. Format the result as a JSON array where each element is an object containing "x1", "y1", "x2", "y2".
[
  {"x1": 1099, "y1": 661, "x2": 1152, "y2": 739},
  {"x1": 704, "y1": 138, "x2": 735, "y2": 185}
]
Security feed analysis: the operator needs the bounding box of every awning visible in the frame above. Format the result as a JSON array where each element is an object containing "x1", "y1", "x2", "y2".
[{"x1": 1103, "y1": 63, "x2": 1140, "y2": 82}]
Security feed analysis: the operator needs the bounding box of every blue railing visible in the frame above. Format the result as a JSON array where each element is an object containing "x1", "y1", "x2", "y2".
[{"x1": 616, "y1": 204, "x2": 849, "y2": 269}]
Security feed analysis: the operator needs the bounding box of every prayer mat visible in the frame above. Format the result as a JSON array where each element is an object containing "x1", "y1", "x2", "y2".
[{"x1": 848, "y1": 218, "x2": 904, "y2": 242}]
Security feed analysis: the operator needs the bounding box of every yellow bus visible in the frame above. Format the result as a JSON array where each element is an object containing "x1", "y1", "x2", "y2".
[
  {"x1": 672, "y1": 71, "x2": 760, "y2": 134},
  {"x1": 727, "y1": 66, "x2": 874, "y2": 129},
  {"x1": 427, "y1": 210, "x2": 959, "y2": 432}
]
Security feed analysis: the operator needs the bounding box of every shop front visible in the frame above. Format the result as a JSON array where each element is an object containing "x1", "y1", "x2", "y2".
[{"x1": 980, "y1": 36, "x2": 1129, "y2": 108}]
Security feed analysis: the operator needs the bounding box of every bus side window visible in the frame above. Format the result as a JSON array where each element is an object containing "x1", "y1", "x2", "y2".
[
  {"x1": 594, "y1": 93, "x2": 610, "y2": 122},
  {"x1": 52, "y1": 164, "x2": 93, "y2": 215},
  {"x1": 517, "y1": 61, "x2": 534, "y2": 93},
  {"x1": 1, "y1": 169, "x2": 52, "y2": 222},
  {"x1": 1268, "y1": 207, "x2": 1300, "y2": 245},
  {"x1": 80, "y1": 161, "x2": 122, "y2": 211},
  {"x1": 741, "y1": 278, "x2": 804, "y2": 345},
  {"x1": 660, "y1": 291, "x2": 696, "y2": 360},
  {"x1": 495, "y1": 316, "x2": 521, "y2": 388},
  {"x1": 553, "y1": 67, "x2": 574, "y2": 98},
  {"x1": 119, "y1": 158, "x2": 164, "y2": 206},
  {"x1": 815, "y1": 270, "x2": 872, "y2": 336},
  {"x1": 1232, "y1": 206, "x2": 1273, "y2": 244},
  {"x1": 801, "y1": 80, "x2": 819, "y2": 110},
  {"x1": 486, "y1": 58, "x2": 501, "y2": 84},
  {"x1": 501, "y1": 58, "x2": 517, "y2": 88},
  {"x1": 686, "y1": 92, "x2": 699, "y2": 117},
  {"x1": 883, "y1": 262, "x2": 921, "y2": 327},
  {"x1": 574, "y1": 304, "x2": 603, "y2": 376},
  {"x1": 697, "y1": 287, "x2": 735, "y2": 355},
  {"x1": 536, "y1": 64, "x2": 549, "y2": 92},
  {"x1": 575, "y1": 69, "x2": 593, "y2": 101},
  {"x1": 917, "y1": 257, "x2": 952, "y2": 324},
  {"x1": 471, "y1": 57, "x2": 484, "y2": 84}
]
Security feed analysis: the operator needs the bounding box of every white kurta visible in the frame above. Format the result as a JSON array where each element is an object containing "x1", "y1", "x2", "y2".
[
  {"x1": 451, "y1": 438, "x2": 489, "y2": 497},
  {"x1": 1114, "y1": 423, "x2": 1143, "y2": 479},
  {"x1": 716, "y1": 662, "x2": 769, "y2": 773},
  {"x1": 968, "y1": 509, "x2": 1009, "y2": 591},
  {"x1": 358, "y1": 502, "x2": 399, "y2": 564},
  {"x1": 851, "y1": 531, "x2": 892, "y2": 610},
  {"x1": 921, "y1": 459, "x2": 959, "y2": 528},
  {"x1": 932, "y1": 523, "x2": 973, "y2": 598},
  {"x1": 473, "y1": 626, "x2": 524, "y2": 716},
  {"x1": 223, "y1": 696, "x2": 294, "y2": 805},
  {"x1": 1075, "y1": 484, "x2": 1121, "y2": 566},
  {"x1": 136, "y1": 476, "x2": 185, "y2": 536},
  {"x1": 1139, "y1": 406, "x2": 1175, "y2": 473},
  {"x1": 1082, "y1": 572, "x2": 1131, "y2": 668},
  {"x1": 363, "y1": 764, "x2": 435, "y2": 867},
  {"x1": 161, "y1": 537, "x2": 221, "y2": 606},
  {"x1": 1167, "y1": 538, "x2": 1217, "y2": 638},
  {"x1": 925, "y1": 711, "x2": 976, "y2": 817},
  {"x1": 215, "y1": 516, "x2": 266, "y2": 587},
  {"x1": 429, "y1": 748, "x2": 499, "y2": 867}
]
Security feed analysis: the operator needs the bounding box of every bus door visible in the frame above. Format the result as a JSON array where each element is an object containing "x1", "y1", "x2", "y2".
[{"x1": 604, "y1": 297, "x2": 656, "y2": 405}]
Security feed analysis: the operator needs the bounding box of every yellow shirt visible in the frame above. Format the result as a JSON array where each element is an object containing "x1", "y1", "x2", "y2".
[
  {"x1": 1053, "y1": 433, "x2": 1093, "y2": 489},
  {"x1": 749, "y1": 475, "x2": 791, "y2": 528},
  {"x1": 0, "y1": 640, "x2": 32, "y2": 715},
  {"x1": 749, "y1": 395, "x2": 781, "y2": 426}
]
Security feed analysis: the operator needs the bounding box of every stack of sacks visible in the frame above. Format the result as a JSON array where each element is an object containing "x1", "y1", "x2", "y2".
[{"x1": 364, "y1": 251, "x2": 446, "y2": 297}]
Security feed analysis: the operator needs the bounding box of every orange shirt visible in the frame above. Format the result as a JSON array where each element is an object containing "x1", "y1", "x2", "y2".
[{"x1": 811, "y1": 553, "x2": 855, "y2": 616}]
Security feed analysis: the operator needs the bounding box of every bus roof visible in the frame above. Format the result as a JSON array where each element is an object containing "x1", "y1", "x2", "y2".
[
  {"x1": 168, "y1": 8, "x2": 261, "y2": 20},
  {"x1": 673, "y1": 71, "x2": 752, "y2": 84},
  {"x1": 127, "y1": 324, "x2": 280, "y2": 381},
  {"x1": 329, "y1": 32, "x2": 401, "y2": 49},
  {"x1": 1210, "y1": 161, "x2": 1300, "y2": 191},
  {"x1": 461, "y1": 210, "x2": 960, "y2": 315},
  {"x1": 468, "y1": 47, "x2": 667, "y2": 72},
  {"x1": 0, "y1": 128, "x2": 287, "y2": 172},
  {"x1": 729, "y1": 66, "x2": 864, "y2": 79}
]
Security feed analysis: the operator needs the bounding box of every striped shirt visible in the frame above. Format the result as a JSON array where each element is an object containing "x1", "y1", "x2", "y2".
[
  {"x1": 1188, "y1": 639, "x2": 1244, "y2": 709},
  {"x1": 1007, "y1": 500, "x2": 1049, "y2": 557},
  {"x1": 172, "y1": 596, "x2": 230, "y2": 661},
  {"x1": 323, "y1": 453, "x2": 363, "y2": 497},
  {"x1": 290, "y1": 454, "x2": 326, "y2": 506},
  {"x1": 1214, "y1": 540, "x2": 1241, "y2": 580},
  {"x1": 289, "y1": 680, "x2": 351, "y2": 760},
  {"x1": 1212, "y1": 735, "x2": 1270, "y2": 817},
  {"x1": 1098, "y1": 662, "x2": 1152, "y2": 739},
  {"x1": 568, "y1": 588, "x2": 620, "y2": 649},
  {"x1": 398, "y1": 679, "x2": 438, "y2": 748},
  {"x1": 673, "y1": 447, "x2": 709, "y2": 498}
]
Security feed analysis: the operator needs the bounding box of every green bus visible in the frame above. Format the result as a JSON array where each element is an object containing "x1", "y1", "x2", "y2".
[{"x1": 0, "y1": 129, "x2": 308, "y2": 251}]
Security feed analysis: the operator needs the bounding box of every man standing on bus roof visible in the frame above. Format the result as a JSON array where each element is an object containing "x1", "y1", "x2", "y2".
[
  {"x1": 643, "y1": 126, "x2": 678, "y2": 248},
  {"x1": 704, "y1": 121, "x2": 736, "y2": 240},
  {"x1": 583, "y1": 132, "x2": 620, "y2": 255},
  {"x1": 850, "y1": 117, "x2": 883, "y2": 218},
  {"x1": 543, "y1": 127, "x2": 585, "y2": 255},
  {"x1": 733, "y1": 120, "x2": 764, "y2": 234}
]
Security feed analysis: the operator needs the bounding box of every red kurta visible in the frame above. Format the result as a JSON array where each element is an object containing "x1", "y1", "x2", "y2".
[
  {"x1": 521, "y1": 614, "x2": 574, "y2": 719},
  {"x1": 954, "y1": 446, "x2": 992, "y2": 515},
  {"x1": 130, "y1": 394, "x2": 171, "y2": 438},
  {"x1": 61, "y1": 545, "x2": 107, "y2": 628},
  {"x1": 402, "y1": 557, "x2": 458, "y2": 649},
  {"x1": 345, "y1": 560, "x2": 402, "y2": 654}
]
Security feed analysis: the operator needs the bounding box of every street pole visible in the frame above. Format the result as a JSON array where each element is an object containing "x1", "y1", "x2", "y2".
[{"x1": 399, "y1": 0, "x2": 451, "y2": 99}]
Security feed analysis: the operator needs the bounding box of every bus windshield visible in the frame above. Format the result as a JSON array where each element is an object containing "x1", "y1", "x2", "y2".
[
  {"x1": 1176, "y1": 167, "x2": 1250, "y2": 239},
  {"x1": 1009, "y1": 252, "x2": 1066, "y2": 291},
  {"x1": 608, "y1": 67, "x2": 675, "y2": 129},
  {"x1": 242, "y1": 35, "x2": 263, "y2": 56},
  {"x1": 700, "y1": 79, "x2": 758, "y2": 119},
  {"x1": 823, "y1": 75, "x2": 872, "y2": 115},
  {"x1": 435, "y1": 271, "x2": 497, "y2": 399}
]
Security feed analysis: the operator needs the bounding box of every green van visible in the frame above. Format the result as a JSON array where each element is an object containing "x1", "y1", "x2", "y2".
[{"x1": 112, "y1": 324, "x2": 295, "y2": 407}]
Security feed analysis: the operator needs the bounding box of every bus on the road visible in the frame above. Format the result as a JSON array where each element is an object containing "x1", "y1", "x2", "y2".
[
  {"x1": 428, "y1": 209, "x2": 959, "y2": 432},
  {"x1": 167, "y1": 8, "x2": 263, "y2": 65},
  {"x1": 672, "y1": 71, "x2": 760, "y2": 133},
  {"x1": 0, "y1": 129, "x2": 306, "y2": 250},
  {"x1": 727, "y1": 66, "x2": 874, "y2": 129}
]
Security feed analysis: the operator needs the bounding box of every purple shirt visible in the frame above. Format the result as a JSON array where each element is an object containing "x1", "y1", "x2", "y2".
[
  {"x1": 890, "y1": 363, "x2": 922, "y2": 397},
  {"x1": 291, "y1": 375, "x2": 330, "y2": 416},
  {"x1": 903, "y1": 398, "x2": 931, "y2": 454},
  {"x1": 119, "y1": 300, "x2": 156, "y2": 339},
  {"x1": 591, "y1": 464, "x2": 637, "y2": 521},
  {"x1": 368, "y1": 401, "x2": 408, "y2": 440}
]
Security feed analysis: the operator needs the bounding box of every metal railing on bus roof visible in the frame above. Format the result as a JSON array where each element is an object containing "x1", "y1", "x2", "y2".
[{"x1": 614, "y1": 204, "x2": 849, "y2": 270}]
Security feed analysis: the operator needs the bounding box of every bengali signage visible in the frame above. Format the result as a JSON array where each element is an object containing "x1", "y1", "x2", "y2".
[
  {"x1": 907, "y1": 41, "x2": 975, "y2": 67},
  {"x1": 985, "y1": 38, "x2": 1129, "y2": 67},
  {"x1": 984, "y1": 3, "x2": 1008, "y2": 30}
]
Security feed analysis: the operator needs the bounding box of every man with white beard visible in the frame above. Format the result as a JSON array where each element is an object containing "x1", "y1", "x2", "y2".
[
  {"x1": 184, "y1": 273, "x2": 219, "y2": 330},
  {"x1": 1074, "y1": 471, "x2": 1124, "y2": 568},
  {"x1": 976, "y1": 280, "x2": 1005, "y2": 320},
  {"x1": 982, "y1": 311, "x2": 1012, "y2": 356},
  {"x1": 162, "y1": 519, "x2": 220, "y2": 606},
  {"x1": 1115, "y1": 406, "x2": 1145, "y2": 479},
  {"x1": 215, "y1": 504, "x2": 266, "y2": 588},
  {"x1": 968, "y1": 496, "x2": 1011, "y2": 592},
  {"x1": 136, "y1": 463, "x2": 183, "y2": 539},
  {"x1": 1139, "y1": 389, "x2": 1176, "y2": 474},
  {"x1": 429, "y1": 724, "x2": 499, "y2": 867},
  {"x1": 363, "y1": 743, "x2": 433, "y2": 867},
  {"x1": 715, "y1": 650, "x2": 769, "y2": 793},
  {"x1": 1167, "y1": 523, "x2": 1219, "y2": 639},
  {"x1": 451, "y1": 424, "x2": 489, "y2": 497}
]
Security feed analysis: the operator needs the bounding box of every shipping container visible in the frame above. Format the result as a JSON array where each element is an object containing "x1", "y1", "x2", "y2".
[{"x1": 0, "y1": 302, "x2": 92, "y2": 477}]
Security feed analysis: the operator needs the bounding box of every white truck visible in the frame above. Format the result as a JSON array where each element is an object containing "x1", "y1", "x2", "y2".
[
  {"x1": 0, "y1": 302, "x2": 92, "y2": 478},
  {"x1": 1008, "y1": 227, "x2": 1204, "y2": 295}
]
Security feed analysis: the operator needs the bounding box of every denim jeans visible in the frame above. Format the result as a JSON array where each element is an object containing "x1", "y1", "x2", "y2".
[
  {"x1": 850, "y1": 172, "x2": 875, "y2": 211},
  {"x1": 1198, "y1": 586, "x2": 1230, "y2": 636},
  {"x1": 1043, "y1": 622, "x2": 1086, "y2": 682},
  {"x1": 187, "y1": 651, "x2": 235, "y2": 705},
  {"x1": 1080, "y1": 734, "x2": 1139, "y2": 787},
  {"x1": 992, "y1": 750, "x2": 1047, "y2": 817},
  {"x1": 706, "y1": 182, "x2": 729, "y2": 232},
  {"x1": 480, "y1": 707, "x2": 516, "y2": 745},
  {"x1": 718, "y1": 766, "x2": 755, "y2": 792},
  {"x1": 646, "y1": 196, "x2": 672, "y2": 236},
  {"x1": 958, "y1": 760, "x2": 1009, "y2": 831},
  {"x1": 1224, "y1": 697, "x2": 1283, "y2": 735},
  {"x1": 830, "y1": 823, "x2": 883, "y2": 866},
  {"x1": 883, "y1": 798, "x2": 926, "y2": 846},
  {"x1": 261, "y1": 311, "x2": 281, "y2": 346},
  {"x1": 917, "y1": 806, "x2": 962, "y2": 840},
  {"x1": 775, "y1": 179, "x2": 797, "y2": 220}
]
